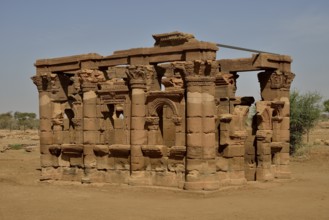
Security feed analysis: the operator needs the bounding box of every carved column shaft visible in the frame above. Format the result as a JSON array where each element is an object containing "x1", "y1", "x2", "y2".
[
  {"x1": 127, "y1": 66, "x2": 152, "y2": 172},
  {"x1": 184, "y1": 76, "x2": 218, "y2": 190},
  {"x1": 82, "y1": 84, "x2": 98, "y2": 169},
  {"x1": 32, "y1": 75, "x2": 57, "y2": 168}
]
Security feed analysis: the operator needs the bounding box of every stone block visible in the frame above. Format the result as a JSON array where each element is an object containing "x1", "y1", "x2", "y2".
[
  {"x1": 186, "y1": 145, "x2": 203, "y2": 159},
  {"x1": 83, "y1": 131, "x2": 99, "y2": 144},
  {"x1": 203, "y1": 180, "x2": 220, "y2": 191},
  {"x1": 96, "y1": 156, "x2": 110, "y2": 170},
  {"x1": 70, "y1": 155, "x2": 84, "y2": 167},
  {"x1": 83, "y1": 118, "x2": 99, "y2": 131},
  {"x1": 216, "y1": 157, "x2": 229, "y2": 171},
  {"x1": 83, "y1": 105, "x2": 97, "y2": 118},
  {"x1": 187, "y1": 103, "x2": 203, "y2": 117},
  {"x1": 256, "y1": 130, "x2": 272, "y2": 143},
  {"x1": 131, "y1": 130, "x2": 147, "y2": 145},
  {"x1": 187, "y1": 117, "x2": 202, "y2": 133},
  {"x1": 220, "y1": 130, "x2": 230, "y2": 145},
  {"x1": 203, "y1": 145, "x2": 216, "y2": 159},
  {"x1": 187, "y1": 133, "x2": 202, "y2": 147},
  {"x1": 114, "y1": 157, "x2": 130, "y2": 170},
  {"x1": 39, "y1": 119, "x2": 52, "y2": 132},
  {"x1": 105, "y1": 170, "x2": 130, "y2": 184},
  {"x1": 175, "y1": 132, "x2": 186, "y2": 146},
  {"x1": 114, "y1": 118, "x2": 124, "y2": 129},
  {"x1": 40, "y1": 167, "x2": 61, "y2": 181},
  {"x1": 223, "y1": 145, "x2": 245, "y2": 157},
  {"x1": 131, "y1": 89, "x2": 146, "y2": 104},
  {"x1": 131, "y1": 104, "x2": 146, "y2": 117},
  {"x1": 114, "y1": 130, "x2": 127, "y2": 145},
  {"x1": 184, "y1": 181, "x2": 204, "y2": 190},
  {"x1": 40, "y1": 131, "x2": 53, "y2": 145},
  {"x1": 93, "y1": 145, "x2": 109, "y2": 156},
  {"x1": 245, "y1": 165, "x2": 256, "y2": 181},
  {"x1": 202, "y1": 101, "x2": 215, "y2": 117},
  {"x1": 281, "y1": 117, "x2": 290, "y2": 130},
  {"x1": 219, "y1": 121, "x2": 231, "y2": 131},
  {"x1": 84, "y1": 154, "x2": 96, "y2": 168},
  {"x1": 185, "y1": 170, "x2": 202, "y2": 182},
  {"x1": 280, "y1": 143, "x2": 290, "y2": 153},
  {"x1": 257, "y1": 154, "x2": 271, "y2": 163},
  {"x1": 131, "y1": 156, "x2": 145, "y2": 171},
  {"x1": 228, "y1": 157, "x2": 244, "y2": 171},
  {"x1": 203, "y1": 117, "x2": 215, "y2": 133},
  {"x1": 187, "y1": 92, "x2": 203, "y2": 117},
  {"x1": 278, "y1": 164, "x2": 290, "y2": 173},
  {"x1": 40, "y1": 154, "x2": 55, "y2": 167},
  {"x1": 61, "y1": 167, "x2": 84, "y2": 182},
  {"x1": 256, "y1": 168, "x2": 274, "y2": 181},
  {"x1": 218, "y1": 171, "x2": 229, "y2": 182},
  {"x1": 187, "y1": 85, "x2": 202, "y2": 93},
  {"x1": 280, "y1": 130, "x2": 290, "y2": 143},
  {"x1": 52, "y1": 130, "x2": 63, "y2": 144},
  {"x1": 279, "y1": 152, "x2": 290, "y2": 165},
  {"x1": 40, "y1": 144, "x2": 51, "y2": 154},
  {"x1": 186, "y1": 159, "x2": 204, "y2": 172},
  {"x1": 168, "y1": 159, "x2": 185, "y2": 172},
  {"x1": 203, "y1": 160, "x2": 217, "y2": 174},
  {"x1": 203, "y1": 133, "x2": 215, "y2": 148},
  {"x1": 257, "y1": 142, "x2": 270, "y2": 155},
  {"x1": 228, "y1": 170, "x2": 245, "y2": 180},
  {"x1": 131, "y1": 117, "x2": 145, "y2": 130},
  {"x1": 280, "y1": 99, "x2": 290, "y2": 117}
]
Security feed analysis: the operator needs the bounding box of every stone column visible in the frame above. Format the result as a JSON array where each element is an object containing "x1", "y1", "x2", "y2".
[
  {"x1": 184, "y1": 76, "x2": 219, "y2": 190},
  {"x1": 32, "y1": 74, "x2": 57, "y2": 168},
  {"x1": 82, "y1": 83, "x2": 98, "y2": 169},
  {"x1": 126, "y1": 66, "x2": 150, "y2": 174}
]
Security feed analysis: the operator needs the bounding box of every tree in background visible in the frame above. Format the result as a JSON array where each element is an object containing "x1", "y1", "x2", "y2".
[
  {"x1": 0, "y1": 112, "x2": 16, "y2": 130},
  {"x1": 323, "y1": 99, "x2": 329, "y2": 113},
  {"x1": 0, "y1": 111, "x2": 38, "y2": 130},
  {"x1": 14, "y1": 112, "x2": 38, "y2": 131},
  {"x1": 290, "y1": 90, "x2": 322, "y2": 153}
]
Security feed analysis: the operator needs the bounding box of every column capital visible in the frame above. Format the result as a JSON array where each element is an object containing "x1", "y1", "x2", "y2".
[
  {"x1": 172, "y1": 60, "x2": 219, "y2": 78},
  {"x1": 126, "y1": 65, "x2": 155, "y2": 89}
]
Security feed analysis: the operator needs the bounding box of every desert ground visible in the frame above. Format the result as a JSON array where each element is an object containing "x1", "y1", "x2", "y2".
[{"x1": 0, "y1": 127, "x2": 329, "y2": 220}]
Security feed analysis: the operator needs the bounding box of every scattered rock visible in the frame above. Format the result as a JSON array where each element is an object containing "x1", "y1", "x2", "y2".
[
  {"x1": 24, "y1": 145, "x2": 38, "y2": 152},
  {"x1": 314, "y1": 139, "x2": 324, "y2": 145},
  {"x1": 0, "y1": 145, "x2": 8, "y2": 153},
  {"x1": 324, "y1": 140, "x2": 329, "y2": 146}
]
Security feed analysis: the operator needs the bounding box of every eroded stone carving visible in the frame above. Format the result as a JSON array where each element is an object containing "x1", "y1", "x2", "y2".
[{"x1": 32, "y1": 31, "x2": 294, "y2": 191}]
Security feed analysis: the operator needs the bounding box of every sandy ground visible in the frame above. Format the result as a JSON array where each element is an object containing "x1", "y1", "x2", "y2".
[{"x1": 0, "y1": 130, "x2": 329, "y2": 220}]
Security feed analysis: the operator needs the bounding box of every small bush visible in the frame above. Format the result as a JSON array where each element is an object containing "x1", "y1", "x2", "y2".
[
  {"x1": 290, "y1": 90, "x2": 322, "y2": 154},
  {"x1": 8, "y1": 144, "x2": 24, "y2": 150}
]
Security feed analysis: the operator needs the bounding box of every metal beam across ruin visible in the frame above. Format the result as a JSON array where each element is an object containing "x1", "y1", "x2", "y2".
[{"x1": 216, "y1": 43, "x2": 279, "y2": 55}]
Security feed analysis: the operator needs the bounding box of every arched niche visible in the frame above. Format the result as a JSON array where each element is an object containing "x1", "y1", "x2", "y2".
[{"x1": 147, "y1": 98, "x2": 181, "y2": 147}]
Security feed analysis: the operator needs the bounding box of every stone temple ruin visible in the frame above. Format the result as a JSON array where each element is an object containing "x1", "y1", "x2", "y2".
[{"x1": 32, "y1": 32, "x2": 294, "y2": 191}]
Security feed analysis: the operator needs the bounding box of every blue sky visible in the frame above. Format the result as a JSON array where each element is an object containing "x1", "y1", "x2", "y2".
[{"x1": 1, "y1": 0, "x2": 329, "y2": 114}]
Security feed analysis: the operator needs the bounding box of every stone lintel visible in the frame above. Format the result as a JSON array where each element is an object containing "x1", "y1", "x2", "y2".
[
  {"x1": 35, "y1": 53, "x2": 102, "y2": 68},
  {"x1": 219, "y1": 53, "x2": 292, "y2": 73}
]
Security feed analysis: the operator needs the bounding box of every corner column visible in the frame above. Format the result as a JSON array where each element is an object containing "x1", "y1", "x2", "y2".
[{"x1": 32, "y1": 74, "x2": 58, "y2": 179}]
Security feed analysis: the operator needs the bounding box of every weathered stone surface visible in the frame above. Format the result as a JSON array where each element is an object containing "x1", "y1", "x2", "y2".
[{"x1": 32, "y1": 31, "x2": 293, "y2": 191}]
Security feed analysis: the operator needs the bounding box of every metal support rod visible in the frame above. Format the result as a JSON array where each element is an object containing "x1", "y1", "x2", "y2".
[{"x1": 216, "y1": 43, "x2": 279, "y2": 55}]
